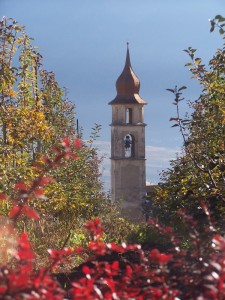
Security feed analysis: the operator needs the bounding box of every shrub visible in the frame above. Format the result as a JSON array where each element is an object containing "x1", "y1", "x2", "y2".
[{"x1": 0, "y1": 138, "x2": 225, "y2": 299}]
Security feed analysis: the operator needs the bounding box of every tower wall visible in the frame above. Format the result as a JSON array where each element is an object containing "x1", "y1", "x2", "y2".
[
  {"x1": 109, "y1": 46, "x2": 148, "y2": 222},
  {"x1": 111, "y1": 158, "x2": 146, "y2": 220},
  {"x1": 110, "y1": 105, "x2": 146, "y2": 221}
]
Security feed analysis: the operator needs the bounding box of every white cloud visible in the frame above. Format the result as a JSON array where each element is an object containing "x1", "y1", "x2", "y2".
[{"x1": 145, "y1": 145, "x2": 180, "y2": 184}]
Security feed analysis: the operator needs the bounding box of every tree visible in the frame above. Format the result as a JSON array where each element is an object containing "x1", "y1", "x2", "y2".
[
  {"x1": 0, "y1": 17, "x2": 75, "y2": 195},
  {"x1": 152, "y1": 15, "x2": 225, "y2": 229},
  {"x1": 0, "y1": 17, "x2": 108, "y2": 256}
]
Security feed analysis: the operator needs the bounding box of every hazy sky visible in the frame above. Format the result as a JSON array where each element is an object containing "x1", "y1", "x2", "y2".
[{"x1": 1, "y1": 0, "x2": 225, "y2": 186}]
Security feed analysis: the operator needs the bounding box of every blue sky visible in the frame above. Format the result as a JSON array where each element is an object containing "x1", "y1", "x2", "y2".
[{"x1": 1, "y1": 0, "x2": 225, "y2": 187}]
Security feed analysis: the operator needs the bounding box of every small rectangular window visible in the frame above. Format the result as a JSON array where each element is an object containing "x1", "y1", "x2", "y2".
[{"x1": 125, "y1": 108, "x2": 132, "y2": 124}]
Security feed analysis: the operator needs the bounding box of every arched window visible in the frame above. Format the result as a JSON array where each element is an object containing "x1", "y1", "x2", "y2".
[{"x1": 124, "y1": 134, "x2": 134, "y2": 158}]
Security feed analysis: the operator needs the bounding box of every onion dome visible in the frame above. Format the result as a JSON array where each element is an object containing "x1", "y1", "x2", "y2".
[{"x1": 109, "y1": 44, "x2": 147, "y2": 105}]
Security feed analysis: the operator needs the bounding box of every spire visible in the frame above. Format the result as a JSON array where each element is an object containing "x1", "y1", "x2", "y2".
[
  {"x1": 109, "y1": 44, "x2": 147, "y2": 105},
  {"x1": 125, "y1": 42, "x2": 131, "y2": 69}
]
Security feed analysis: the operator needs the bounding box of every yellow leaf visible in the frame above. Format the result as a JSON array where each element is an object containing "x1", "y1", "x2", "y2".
[{"x1": 195, "y1": 58, "x2": 201, "y2": 65}]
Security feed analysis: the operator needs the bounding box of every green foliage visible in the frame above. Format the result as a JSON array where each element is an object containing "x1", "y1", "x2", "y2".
[
  {"x1": 0, "y1": 17, "x2": 110, "y2": 260},
  {"x1": 210, "y1": 15, "x2": 225, "y2": 34},
  {"x1": 0, "y1": 17, "x2": 75, "y2": 196},
  {"x1": 152, "y1": 15, "x2": 225, "y2": 230},
  {"x1": 127, "y1": 224, "x2": 172, "y2": 251}
]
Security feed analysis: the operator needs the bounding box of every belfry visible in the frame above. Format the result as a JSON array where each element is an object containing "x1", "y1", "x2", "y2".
[{"x1": 109, "y1": 45, "x2": 147, "y2": 220}]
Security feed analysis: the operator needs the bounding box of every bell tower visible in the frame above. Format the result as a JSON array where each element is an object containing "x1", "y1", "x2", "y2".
[{"x1": 109, "y1": 44, "x2": 147, "y2": 220}]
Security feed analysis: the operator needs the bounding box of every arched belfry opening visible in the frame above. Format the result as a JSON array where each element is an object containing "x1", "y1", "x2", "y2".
[
  {"x1": 124, "y1": 134, "x2": 134, "y2": 158},
  {"x1": 109, "y1": 44, "x2": 148, "y2": 221}
]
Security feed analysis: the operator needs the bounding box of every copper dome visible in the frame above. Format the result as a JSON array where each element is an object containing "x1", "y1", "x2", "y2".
[{"x1": 109, "y1": 45, "x2": 147, "y2": 105}]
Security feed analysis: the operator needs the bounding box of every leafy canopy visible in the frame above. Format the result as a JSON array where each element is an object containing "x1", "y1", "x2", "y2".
[{"x1": 152, "y1": 15, "x2": 225, "y2": 227}]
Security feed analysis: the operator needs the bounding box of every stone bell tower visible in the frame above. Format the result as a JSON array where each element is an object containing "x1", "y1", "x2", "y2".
[{"x1": 109, "y1": 45, "x2": 147, "y2": 220}]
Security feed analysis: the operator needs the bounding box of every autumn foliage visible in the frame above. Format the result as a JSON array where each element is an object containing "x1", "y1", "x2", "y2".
[
  {"x1": 151, "y1": 15, "x2": 225, "y2": 228},
  {"x1": 3, "y1": 15, "x2": 225, "y2": 300},
  {"x1": 0, "y1": 17, "x2": 105, "y2": 226},
  {"x1": 0, "y1": 138, "x2": 224, "y2": 299}
]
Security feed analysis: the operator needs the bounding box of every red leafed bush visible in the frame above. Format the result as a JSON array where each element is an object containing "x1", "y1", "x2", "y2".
[
  {"x1": 0, "y1": 232, "x2": 65, "y2": 300},
  {"x1": 1, "y1": 139, "x2": 225, "y2": 299},
  {"x1": 2, "y1": 213, "x2": 225, "y2": 300}
]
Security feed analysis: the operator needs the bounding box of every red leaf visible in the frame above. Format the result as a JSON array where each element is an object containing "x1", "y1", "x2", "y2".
[
  {"x1": 82, "y1": 265, "x2": 91, "y2": 275},
  {"x1": 74, "y1": 138, "x2": 82, "y2": 149},
  {"x1": 38, "y1": 176, "x2": 53, "y2": 186},
  {"x1": 12, "y1": 273, "x2": 29, "y2": 288},
  {"x1": 0, "y1": 286, "x2": 7, "y2": 294},
  {"x1": 62, "y1": 137, "x2": 70, "y2": 147},
  {"x1": 22, "y1": 205, "x2": 39, "y2": 219},
  {"x1": 111, "y1": 260, "x2": 119, "y2": 271},
  {"x1": 52, "y1": 146, "x2": 61, "y2": 154},
  {"x1": 0, "y1": 193, "x2": 6, "y2": 200},
  {"x1": 14, "y1": 182, "x2": 29, "y2": 191},
  {"x1": 149, "y1": 249, "x2": 172, "y2": 264},
  {"x1": 41, "y1": 156, "x2": 51, "y2": 164},
  {"x1": 126, "y1": 265, "x2": 133, "y2": 276},
  {"x1": 9, "y1": 205, "x2": 21, "y2": 218},
  {"x1": 95, "y1": 218, "x2": 101, "y2": 225},
  {"x1": 159, "y1": 253, "x2": 173, "y2": 264},
  {"x1": 34, "y1": 188, "x2": 45, "y2": 196},
  {"x1": 69, "y1": 154, "x2": 79, "y2": 160},
  {"x1": 151, "y1": 287, "x2": 162, "y2": 297},
  {"x1": 103, "y1": 278, "x2": 115, "y2": 292},
  {"x1": 164, "y1": 226, "x2": 173, "y2": 233},
  {"x1": 17, "y1": 232, "x2": 34, "y2": 260}
]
